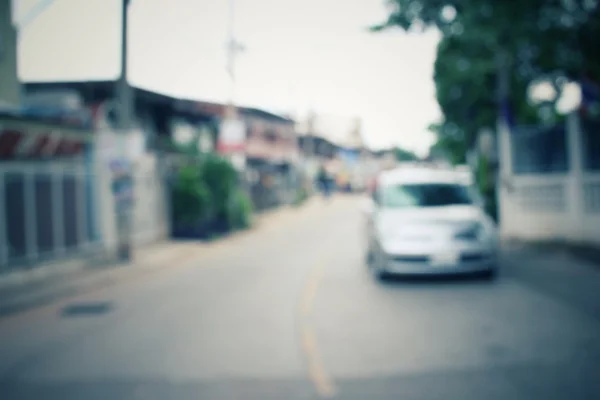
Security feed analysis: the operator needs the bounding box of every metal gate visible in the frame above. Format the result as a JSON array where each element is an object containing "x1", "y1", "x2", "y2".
[{"x1": 0, "y1": 161, "x2": 100, "y2": 272}]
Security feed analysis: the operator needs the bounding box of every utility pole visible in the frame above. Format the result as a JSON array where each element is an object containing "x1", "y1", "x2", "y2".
[
  {"x1": 118, "y1": 0, "x2": 133, "y2": 132},
  {"x1": 226, "y1": 0, "x2": 236, "y2": 113},
  {"x1": 225, "y1": 0, "x2": 246, "y2": 118},
  {"x1": 223, "y1": 0, "x2": 246, "y2": 170},
  {"x1": 113, "y1": 0, "x2": 133, "y2": 262}
]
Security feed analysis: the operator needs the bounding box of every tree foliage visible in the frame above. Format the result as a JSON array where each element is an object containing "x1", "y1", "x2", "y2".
[
  {"x1": 373, "y1": 0, "x2": 599, "y2": 78},
  {"x1": 426, "y1": 122, "x2": 468, "y2": 164},
  {"x1": 394, "y1": 146, "x2": 420, "y2": 161},
  {"x1": 373, "y1": 0, "x2": 600, "y2": 148}
]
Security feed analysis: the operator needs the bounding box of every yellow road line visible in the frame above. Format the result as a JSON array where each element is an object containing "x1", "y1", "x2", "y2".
[
  {"x1": 301, "y1": 265, "x2": 324, "y2": 317},
  {"x1": 299, "y1": 257, "x2": 338, "y2": 398},
  {"x1": 302, "y1": 325, "x2": 337, "y2": 398}
]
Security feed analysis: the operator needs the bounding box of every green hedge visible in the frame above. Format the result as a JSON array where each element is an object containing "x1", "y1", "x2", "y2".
[{"x1": 171, "y1": 154, "x2": 253, "y2": 233}]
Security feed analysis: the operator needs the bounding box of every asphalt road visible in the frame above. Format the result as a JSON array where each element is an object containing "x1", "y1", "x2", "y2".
[{"x1": 0, "y1": 196, "x2": 599, "y2": 400}]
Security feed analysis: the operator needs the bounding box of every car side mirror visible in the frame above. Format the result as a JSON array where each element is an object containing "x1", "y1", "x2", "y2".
[
  {"x1": 473, "y1": 195, "x2": 486, "y2": 211},
  {"x1": 468, "y1": 187, "x2": 485, "y2": 208}
]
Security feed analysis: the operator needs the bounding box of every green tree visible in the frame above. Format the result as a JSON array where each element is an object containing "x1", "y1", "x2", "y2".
[
  {"x1": 372, "y1": 1, "x2": 600, "y2": 97},
  {"x1": 373, "y1": 0, "x2": 599, "y2": 160},
  {"x1": 426, "y1": 122, "x2": 468, "y2": 165},
  {"x1": 394, "y1": 147, "x2": 419, "y2": 162},
  {"x1": 433, "y1": 34, "x2": 543, "y2": 149},
  {"x1": 372, "y1": 0, "x2": 597, "y2": 74}
]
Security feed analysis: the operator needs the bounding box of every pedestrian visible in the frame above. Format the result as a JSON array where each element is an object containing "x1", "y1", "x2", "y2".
[{"x1": 316, "y1": 165, "x2": 331, "y2": 200}]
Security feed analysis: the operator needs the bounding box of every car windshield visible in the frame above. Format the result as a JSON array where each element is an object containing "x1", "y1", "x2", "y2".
[{"x1": 379, "y1": 183, "x2": 474, "y2": 208}]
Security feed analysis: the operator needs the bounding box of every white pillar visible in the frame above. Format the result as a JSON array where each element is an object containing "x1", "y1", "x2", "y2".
[
  {"x1": 52, "y1": 164, "x2": 65, "y2": 256},
  {"x1": 24, "y1": 168, "x2": 38, "y2": 263},
  {"x1": 77, "y1": 168, "x2": 88, "y2": 250},
  {"x1": 495, "y1": 54, "x2": 514, "y2": 240},
  {"x1": 496, "y1": 114, "x2": 514, "y2": 237},
  {"x1": 566, "y1": 112, "x2": 584, "y2": 241},
  {"x1": 97, "y1": 150, "x2": 118, "y2": 257},
  {"x1": 0, "y1": 170, "x2": 7, "y2": 267}
]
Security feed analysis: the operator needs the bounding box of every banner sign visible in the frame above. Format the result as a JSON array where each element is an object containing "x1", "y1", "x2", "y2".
[
  {"x1": 338, "y1": 148, "x2": 360, "y2": 166},
  {"x1": 218, "y1": 118, "x2": 246, "y2": 153}
]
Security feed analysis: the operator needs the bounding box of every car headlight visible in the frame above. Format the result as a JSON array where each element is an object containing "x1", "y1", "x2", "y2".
[{"x1": 454, "y1": 222, "x2": 484, "y2": 241}]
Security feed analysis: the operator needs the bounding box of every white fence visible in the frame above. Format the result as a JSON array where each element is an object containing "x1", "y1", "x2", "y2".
[{"x1": 499, "y1": 113, "x2": 600, "y2": 245}]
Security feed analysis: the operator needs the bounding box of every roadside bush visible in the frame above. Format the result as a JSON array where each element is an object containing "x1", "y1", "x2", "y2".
[
  {"x1": 171, "y1": 166, "x2": 211, "y2": 229},
  {"x1": 170, "y1": 154, "x2": 255, "y2": 237},
  {"x1": 200, "y1": 154, "x2": 238, "y2": 222},
  {"x1": 293, "y1": 186, "x2": 309, "y2": 207},
  {"x1": 227, "y1": 189, "x2": 254, "y2": 230}
]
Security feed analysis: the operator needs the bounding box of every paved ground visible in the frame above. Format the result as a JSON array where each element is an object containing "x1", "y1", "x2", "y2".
[{"x1": 0, "y1": 196, "x2": 599, "y2": 399}]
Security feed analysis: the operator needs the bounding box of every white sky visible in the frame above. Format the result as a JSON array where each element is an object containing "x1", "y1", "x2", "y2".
[{"x1": 15, "y1": 0, "x2": 441, "y2": 154}]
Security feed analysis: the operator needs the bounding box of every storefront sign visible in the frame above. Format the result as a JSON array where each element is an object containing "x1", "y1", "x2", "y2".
[{"x1": 218, "y1": 118, "x2": 246, "y2": 153}]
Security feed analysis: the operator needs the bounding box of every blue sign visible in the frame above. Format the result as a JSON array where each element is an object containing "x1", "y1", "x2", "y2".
[{"x1": 338, "y1": 149, "x2": 360, "y2": 166}]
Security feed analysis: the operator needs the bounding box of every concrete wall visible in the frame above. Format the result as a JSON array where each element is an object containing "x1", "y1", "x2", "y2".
[
  {"x1": 91, "y1": 99, "x2": 169, "y2": 253},
  {"x1": 131, "y1": 153, "x2": 168, "y2": 246},
  {"x1": 95, "y1": 129, "x2": 169, "y2": 255},
  {"x1": 0, "y1": 0, "x2": 20, "y2": 106}
]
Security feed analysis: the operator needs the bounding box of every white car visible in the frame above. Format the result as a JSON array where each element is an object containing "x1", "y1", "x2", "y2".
[{"x1": 363, "y1": 166, "x2": 499, "y2": 280}]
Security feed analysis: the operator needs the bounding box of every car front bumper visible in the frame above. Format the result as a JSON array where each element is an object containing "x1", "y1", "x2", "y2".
[
  {"x1": 373, "y1": 241, "x2": 498, "y2": 276},
  {"x1": 382, "y1": 256, "x2": 497, "y2": 275}
]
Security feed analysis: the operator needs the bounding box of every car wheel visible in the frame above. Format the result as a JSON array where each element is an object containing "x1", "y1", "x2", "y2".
[
  {"x1": 370, "y1": 252, "x2": 389, "y2": 281},
  {"x1": 373, "y1": 267, "x2": 389, "y2": 281},
  {"x1": 365, "y1": 249, "x2": 374, "y2": 266},
  {"x1": 480, "y1": 268, "x2": 498, "y2": 281}
]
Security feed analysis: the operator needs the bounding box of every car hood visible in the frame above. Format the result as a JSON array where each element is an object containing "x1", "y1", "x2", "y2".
[{"x1": 376, "y1": 205, "x2": 487, "y2": 237}]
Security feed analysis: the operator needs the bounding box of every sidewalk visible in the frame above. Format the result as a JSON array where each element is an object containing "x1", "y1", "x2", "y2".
[
  {"x1": 501, "y1": 242, "x2": 600, "y2": 321},
  {"x1": 0, "y1": 241, "x2": 209, "y2": 318},
  {"x1": 0, "y1": 200, "x2": 318, "y2": 318},
  {"x1": 503, "y1": 238, "x2": 600, "y2": 267}
]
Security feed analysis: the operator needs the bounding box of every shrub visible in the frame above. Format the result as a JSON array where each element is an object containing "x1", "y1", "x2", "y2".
[
  {"x1": 227, "y1": 189, "x2": 253, "y2": 230},
  {"x1": 293, "y1": 186, "x2": 309, "y2": 207},
  {"x1": 171, "y1": 154, "x2": 254, "y2": 235},
  {"x1": 171, "y1": 166, "x2": 211, "y2": 228},
  {"x1": 200, "y1": 154, "x2": 238, "y2": 221}
]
